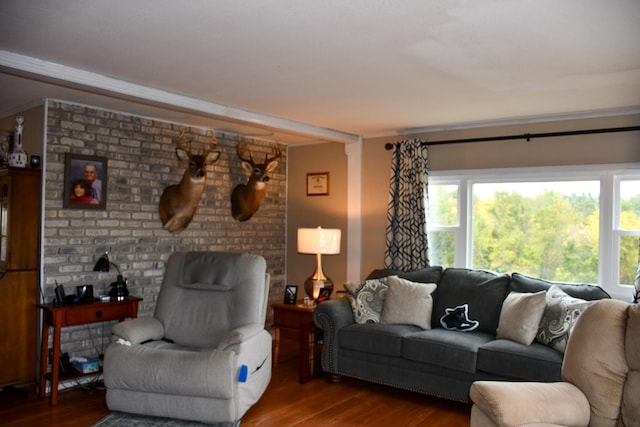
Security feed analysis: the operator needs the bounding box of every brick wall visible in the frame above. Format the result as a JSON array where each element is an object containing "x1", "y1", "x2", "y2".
[{"x1": 43, "y1": 100, "x2": 286, "y2": 359}]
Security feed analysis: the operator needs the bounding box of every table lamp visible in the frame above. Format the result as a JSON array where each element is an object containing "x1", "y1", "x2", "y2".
[
  {"x1": 297, "y1": 226, "x2": 341, "y2": 300},
  {"x1": 93, "y1": 251, "x2": 128, "y2": 300}
]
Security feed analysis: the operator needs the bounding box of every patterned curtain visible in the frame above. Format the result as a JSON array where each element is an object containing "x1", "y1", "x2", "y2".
[
  {"x1": 634, "y1": 237, "x2": 640, "y2": 303},
  {"x1": 384, "y1": 139, "x2": 430, "y2": 270}
]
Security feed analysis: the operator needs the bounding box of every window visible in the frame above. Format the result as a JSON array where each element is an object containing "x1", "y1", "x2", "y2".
[
  {"x1": 615, "y1": 179, "x2": 640, "y2": 286},
  {"x1": 428, "y1": 164, "x2": 640, "y2": 299},
  {"x1": 428, "y1": 184, "x2": 458, "y2": 267}
]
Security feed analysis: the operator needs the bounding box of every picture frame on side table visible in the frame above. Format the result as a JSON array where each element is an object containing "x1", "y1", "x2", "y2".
[
  {"x1": 306, "y1": 172, "x2": 329, "y2": 196},
  {"x1": 63, "y1": 153, "x2": 108, "y2": 210},
  {"x1": 284, "y1": 285, "x2": 298, "y2": 304},
  {"x1": 317, "y1": 287, "x2": 332, "y2": 303}
]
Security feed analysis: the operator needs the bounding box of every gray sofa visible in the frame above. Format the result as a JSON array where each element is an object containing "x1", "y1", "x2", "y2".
[{"x1": 313, "y1": 267, "x2": 610, "y2": 403}]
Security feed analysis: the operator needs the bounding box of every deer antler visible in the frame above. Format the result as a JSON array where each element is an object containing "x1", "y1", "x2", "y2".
[
  {"x1": 236, "y1": 141, "x2": 256, "y2": 166},
  {"x1": 201, "y1": 134, "x2": 219, "y2": 156},
  {"x1": 176, "y1": 131, "x2": 193, "y2": 156},
  {"x1": 177, "y1": 131, "x2": 219, "y2": 156},
  {"x1": 263, "y1": 142, "x2": 282, "y2": 164}
]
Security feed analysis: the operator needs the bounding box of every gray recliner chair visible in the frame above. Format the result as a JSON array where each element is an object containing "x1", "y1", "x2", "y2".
[{"x1": 103, "y1": 252, "x2": 272, "y2": 425}]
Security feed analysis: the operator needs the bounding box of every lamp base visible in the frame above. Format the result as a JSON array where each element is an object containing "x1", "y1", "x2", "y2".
[{"x1": 304, "y1": 278, "x2": 334, "y2": 301}]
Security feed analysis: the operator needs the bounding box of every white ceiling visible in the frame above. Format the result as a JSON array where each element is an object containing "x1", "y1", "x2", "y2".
[{"x1": 1, "y1": 0, "x2": 639, "y2": 144}]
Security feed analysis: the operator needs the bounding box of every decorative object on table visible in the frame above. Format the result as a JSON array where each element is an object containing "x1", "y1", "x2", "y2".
[
  {"x1": 230, "y1": 140, "x2": 281, "y2": 221},
  {"x1": 306, "y1": 172, "x2": 329, "y2": 196},
  {"x1": 93, "y1": 251, "x2": 129, "y2": 300},
  {"x1": 283, "y1": 285, "x2": 297, "y2": 304},
  {"x1": 30, "y1": 155, "x2": 41, "y2": 168},
  {"x1": 63, "y1": 153, "x2": 108, "y2": 209},
  {"x1": 75, "y1": 284, "x2": 95, "y2": 303},
  {"x1": 298, "y1": 226, "x2": 341, "y2": 299},
  {"x1": 8, "y1": 116, "x2": 27, "y2": 168},
  {"x1": 159, "y1": 131, "x2": 220, "y2": 233},
  {"x1": 316, "y1": 287, "x2": 332, "y2": 304}
]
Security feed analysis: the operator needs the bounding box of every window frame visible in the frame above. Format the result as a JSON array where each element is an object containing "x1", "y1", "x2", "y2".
[{"x1": 428, "y1": 162, "x2": 640, "y2": 300}]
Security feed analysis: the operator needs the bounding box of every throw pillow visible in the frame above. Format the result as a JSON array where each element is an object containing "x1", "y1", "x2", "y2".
[
  {"x1": 536, "y1": 285, "x2": 593, "y2": 354},
  {"x1": 439, "y1": 304, "x2": 479, "y2": 331},
  {"x1": 496, "y1": 290, "x2": 547, "y2": 345},
  {"x1": 433, "y1": 268, "x2": 510, "y2": 335},
  {"x1": 380, "y1": 276, "x2": 437, "y2": 329},
  {"x1": 345, "y1": 278, "x2": 389, "y2": 324}
]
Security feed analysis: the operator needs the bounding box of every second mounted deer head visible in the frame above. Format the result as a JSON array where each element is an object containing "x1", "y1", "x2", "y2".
[
  {"x1": 231, "y1": 141, "x2": 282, "y2": 221},
  {"x1": 158, "y1": 131, "x2": 221, "y2": 233}
]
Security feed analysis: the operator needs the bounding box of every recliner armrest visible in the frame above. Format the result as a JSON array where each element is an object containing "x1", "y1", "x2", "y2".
[
  {"x1": 111, "y1": 317, "x2": 164, "y2": 345},
  {"x1": 217, "y1": 323, "x2": 265, "y2": 351},
  {"x1": 470, "y1": 381, "x2": 590, "y2": 427}
]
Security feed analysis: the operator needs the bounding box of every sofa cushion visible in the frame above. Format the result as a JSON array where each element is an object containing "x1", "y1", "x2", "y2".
[
  {"x1": 433, "y1": 268, "x2": 510, "y2": 335},
  {"x1": 402, "y1": 329, "x2": 494, "y2": 373},
  {"x1": 496, "y1": 291, "x2": 547, "y2": 345},
  {"x1": 380, "y1": 276, "x2": 437, "y2": 329},
  {"x1": 345, "y1": 278, "x2": 389, "y2": 324},
  {"x1": 536, "y1": 285, "x2": 593, "y2": 354},
  {"x1": 339, "y1": 323, "x2": 422, "y2": 357},
  {"x1": 366, "y1": 266, "x2": 444, "y2": 284},
  {"x1": 477, "y1": 339, "x2": 563, "y2": 382},
  {"x1": 510, "y1": 272, "x2": 610, "y2": 300}
]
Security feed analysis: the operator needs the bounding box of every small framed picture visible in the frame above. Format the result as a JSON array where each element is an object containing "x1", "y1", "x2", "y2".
[
  {"x1": 317, "y1": 287, "x2": 332, "y2": 303},
  {"x1": 283, "y1": 285, "x2": 298, "y2": 304},
  {"x1": 63, "y1": 153, "x2": 108, "y2": 210},
  {"x1": 307, "y1": 172, "x2": 329, "y2": 196}
]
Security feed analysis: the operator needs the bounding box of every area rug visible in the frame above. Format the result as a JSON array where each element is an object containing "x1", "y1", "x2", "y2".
[{"x1": 91, "y1": 411, "x2": 240, "y2": 427}]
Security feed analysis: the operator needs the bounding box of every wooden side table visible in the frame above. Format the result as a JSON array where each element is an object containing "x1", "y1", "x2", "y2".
[
  {"x1": 272, "y1": 301, "x2": 322, "y2": 383},
  {"x1": 37, "y1": 296, "x2": 142, "y2": 405}
]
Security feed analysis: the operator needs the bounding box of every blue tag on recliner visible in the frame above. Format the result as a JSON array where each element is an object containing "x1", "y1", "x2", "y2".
[{"x1": 238, "y1": 365, "x2": 248, "y2": 382}]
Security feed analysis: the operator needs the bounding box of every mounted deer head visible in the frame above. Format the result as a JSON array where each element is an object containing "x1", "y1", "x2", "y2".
[
  {"x1": 158, "y1": 131, "x2": 221, "y2": 233},
  {"x1": 231, "y1": 141, "x2": 282, "y2": 221}
]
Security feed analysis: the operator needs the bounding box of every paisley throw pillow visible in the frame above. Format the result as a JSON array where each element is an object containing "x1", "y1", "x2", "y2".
[
  {"x1": 536, "y1": 285, "x2": 592, "y2": 354},
  {"x1": 345, "y1": 278, "x2": 389, "y2": 324}
]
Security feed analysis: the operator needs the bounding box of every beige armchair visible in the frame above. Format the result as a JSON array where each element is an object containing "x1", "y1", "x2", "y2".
[
  {"x1": 103, "y1": 252, "x2": 272, "y2": 425},
  {"x1": 470, "y1": 299, "x2": 639, "y2": 427}
]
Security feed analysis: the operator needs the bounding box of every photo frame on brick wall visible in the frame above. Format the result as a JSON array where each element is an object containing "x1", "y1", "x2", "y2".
[{"x1": 63, "y1": 153, "x2": 108, "y2": 210}]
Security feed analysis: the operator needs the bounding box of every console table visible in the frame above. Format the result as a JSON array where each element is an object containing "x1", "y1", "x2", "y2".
[{"x1": 37, "y1": 296, "x2": 142, "y2": 405}]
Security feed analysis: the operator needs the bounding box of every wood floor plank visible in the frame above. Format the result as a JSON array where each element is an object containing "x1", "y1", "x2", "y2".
[{"x1": 1, "y1": 346, "x2": 471, "y2": 426}]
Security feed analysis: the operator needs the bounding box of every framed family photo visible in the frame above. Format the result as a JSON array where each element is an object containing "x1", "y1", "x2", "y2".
[{"x1": 63, "y1": 153, "x2": 108, "y2": 210}]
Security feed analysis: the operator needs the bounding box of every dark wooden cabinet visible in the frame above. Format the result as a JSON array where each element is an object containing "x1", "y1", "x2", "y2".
[{"x1": 0, "y1": 167, "x2": 41, "y2": 388}]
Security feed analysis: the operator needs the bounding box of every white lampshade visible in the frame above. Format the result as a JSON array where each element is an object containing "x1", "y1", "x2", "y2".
[{"x1": 297, "y1": 227, "x2": 341, "y2": 255}]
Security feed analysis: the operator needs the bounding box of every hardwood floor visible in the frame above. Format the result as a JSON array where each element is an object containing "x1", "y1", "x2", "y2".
[{"x1": 0, "y1": 340, "x2": 471, "y2": 426}]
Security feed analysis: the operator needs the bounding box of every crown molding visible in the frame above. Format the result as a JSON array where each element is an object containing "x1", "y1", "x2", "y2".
[{"x1": 0, "y1": 50, "x2": 360, "y2": 144}]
